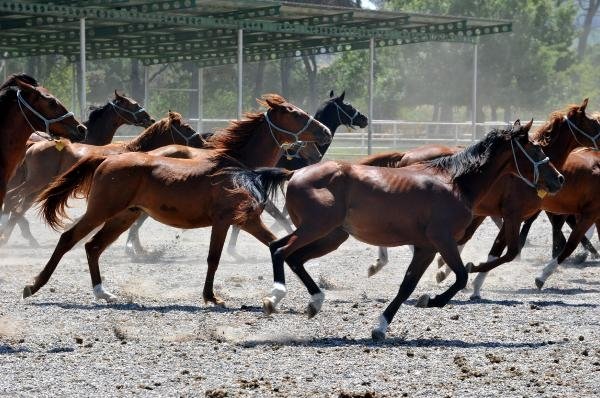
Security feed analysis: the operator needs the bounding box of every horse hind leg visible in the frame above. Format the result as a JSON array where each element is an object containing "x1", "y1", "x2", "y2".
[
  {"x1": 125, "y1": 212, "x2": 149, "y2": 258},
  {"x1": 435, "y1": 244, "x2": 465, "y2": 283},
  {"x1": 225, "y1": 226, "x2": 243, "y2": 260},
  {"x1": 373, "y1": 246, "x2": 436, "y2": 340},
  {"x1": 85, "y1": 209, "x2": 142, "y2": 302},
  {"x1": 368, "y1": 246, "x2": 389, "y2": 277}
]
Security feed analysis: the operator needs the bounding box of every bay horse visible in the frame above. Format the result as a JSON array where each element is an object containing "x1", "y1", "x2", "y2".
[
  {"x1": 122, "y1": 90, "x2": 368, "y2": 259},
  {"x1": 0, "y1": 74, "x2": 86, "y2": 210},
  {"x1": 0, "y1": 91, "x2": 153, "y2": 246},
  {"x1": 26, "y1": 95, "x2": 331, "y2": 305},
  {"x1": 226, "y1": 121, "x2": 563, "y2": 340},
  {"x1": 0, "y1": 111, "x2": 194, "y2": 246}
]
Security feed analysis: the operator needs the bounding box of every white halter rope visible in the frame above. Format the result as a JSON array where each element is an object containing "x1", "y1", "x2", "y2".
[
  {"x1": 264, "y1": 110, "x2": 320, "y2": 159},
  {"x1": 170, "y1": 123, "x2": 202, "y2": 146},
  {"x1": 333, "y1": 101, "x2": 359, "y2": 129},
  {"x1": 510, "y1": 138, "x2": 550, "y2": 189},
  {"x1": 109, "y1": 101, "x2": 148, "y2": 126},
  {"x1": 564, "y1": 116, "x2": 600, "y2": 150},
  {"x1": 16, "y1": 89, "x2": 75, "y2": 140}
]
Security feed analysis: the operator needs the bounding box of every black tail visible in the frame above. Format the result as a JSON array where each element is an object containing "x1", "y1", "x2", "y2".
[{"x1": 219, "y1": 167, "x2": 294, "y2": 223}]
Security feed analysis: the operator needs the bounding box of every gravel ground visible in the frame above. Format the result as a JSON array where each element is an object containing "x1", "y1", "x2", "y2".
[{"x1": 1, "y1": 201, "x2": 599, "y2": 397}]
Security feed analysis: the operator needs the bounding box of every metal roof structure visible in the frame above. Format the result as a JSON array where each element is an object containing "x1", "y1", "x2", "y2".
[{"x1": 0, "y1": 0, "x2": 512, "y2": 67}]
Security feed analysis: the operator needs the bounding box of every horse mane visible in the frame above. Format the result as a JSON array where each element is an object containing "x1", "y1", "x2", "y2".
[
  {"x1": 427, "y1": 127, "x2": 522, "y2": 182},
  {"x1": 530, "y1": 103, "x2": 582, "y2": 146},
  {"x1": 0, "y1": 73, "x2": 39, "y2": 91},
  {"x1": 204, "y1": 93, "x2": 287, "y2": 159},
  {"x1": 85, "y1": 103, "x2": 110, "y2": 127},
  {"x1": 125, "y1": 113, "x2": 176, "y2": 151}
]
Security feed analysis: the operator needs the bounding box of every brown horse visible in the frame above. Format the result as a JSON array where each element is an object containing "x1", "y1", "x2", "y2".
[
  {"x1": 27, "y1": 95, "x2": 331, "y2": 305},
  {"x1": 0, "y1": 74, "x2": 86, "y2": 210},
  {"x1": 226, "y1": 121, "x2": 563, "y2": 340},
  {"x1": 0, "y1": 111, "x2": 194, "y2": 246},
  {"x1": 0, "y1": 91, "x2": 153, "y2": 246}
]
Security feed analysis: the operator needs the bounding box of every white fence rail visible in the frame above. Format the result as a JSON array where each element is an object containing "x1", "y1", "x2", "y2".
[{"x1": 117, "y1": 119, "x2": 545, "y2": 160}]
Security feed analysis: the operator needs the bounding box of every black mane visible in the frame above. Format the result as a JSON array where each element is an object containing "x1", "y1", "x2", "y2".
[
  {"x1": 427, "y1": 126, "x2": 524, "y2": 181},
  {"x1": 85, "y1": 103, "x2": 110, "y2": 127}
]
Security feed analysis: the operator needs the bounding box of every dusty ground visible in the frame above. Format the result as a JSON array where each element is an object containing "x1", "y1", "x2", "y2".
[{"x1": 1, "y1": 202, "x2": 599, "y2": 397}]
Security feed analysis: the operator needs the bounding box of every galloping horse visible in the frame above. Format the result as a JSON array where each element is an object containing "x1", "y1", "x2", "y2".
[
  {"x1": 0, "y1": 91, "x2": 153, "y2": 246},
  {"x1": 226, "y1": 121, "x2": 563, "y2": 339},
  {"x1": 27, "y1": 95, "x2": 331, "y2": 306},
  {"x1": 0, "y1": 74, "x2": 86, "y2": 210}
]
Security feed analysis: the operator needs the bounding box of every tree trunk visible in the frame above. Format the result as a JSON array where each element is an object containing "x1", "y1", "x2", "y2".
[
  {"x1": 280, "y1": 58, "x2": 292, "y2": 98},
  {"x1": 253, "y1": 60, "x2": 266, "y2": 100},
  {"x1": 577, "y1": 0, "x2": 600, "y2": 60},
  {"x1": 189, "y1": 65, "x2": 199, "y2": 119},
  {"x1": 130, "y1": 59, "x2": 144, "y2": 100},
  {"x1": 302, "y1": 55, "x2": 318, "y2": 113}
]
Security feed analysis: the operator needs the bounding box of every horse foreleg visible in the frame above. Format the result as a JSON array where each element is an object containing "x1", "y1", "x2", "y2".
[
  {"x1": 519, "y1": 211, "x2": 541, "y2": 250},
  {"x1": 202, "y1": 222, "x2": 230, "y2": 306},
  {"x1": 367, "y1": 246, "x2": 389, "y2": 277},
  {"x1": 373, "y1": 246, "x2": 436, "y2": 340},
  {"x1": 565, "y1": 215, "x2": 599, "y2": 260},
  {"x1": 23, "y1": 213, "x2": 105, "y2": 298},
  {"x1": 546, "y1": 213, "x2": 567, "y2": 258},
  {"x1": 469, "y1": 217, "x2": 521, "y2": 299},
  {"x1": 125, "y1": 212, "x2": 149, "y2": 257},
  {"x1": 535, "y1": 217, "x2": 596, "y2": 289},
  {"x1": 265, "y1": 200, "x2": 293, "y2": 233}
]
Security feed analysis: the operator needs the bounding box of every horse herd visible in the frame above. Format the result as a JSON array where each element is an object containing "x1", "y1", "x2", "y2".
[{"x1": 0, "y1": 73, "x2": 598, "y2": 340}]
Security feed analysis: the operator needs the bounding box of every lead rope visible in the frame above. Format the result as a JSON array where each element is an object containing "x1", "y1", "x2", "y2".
[
  {"x1": 16, "y1": 90, "x2": 74, "y2": 141},
  {"x1": 510, "y1": 138, "x2": 549, "y2": 188},
  {"x1": 564, "y1": 116, "x2": 600, "y2": 150}
]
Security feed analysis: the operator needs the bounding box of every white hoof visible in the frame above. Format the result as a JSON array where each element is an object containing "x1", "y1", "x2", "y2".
[
  {"x1": 415, "y1": 294, "x2": 430, "y2": 308},
  {"x1": 93, "y1": 283, "x2": 118, "y2": 302},
  {"x1": 371, "y1": 315, "x2": 388, "y2": 340},
  {"x1": 263, "y1": 282, "x2": 286, "y2": 314},
  {"x1": 367, "y1": 260, "x2": 383, "y2": 277},
  {"x1": 306, "y1": 292, "x2": 325, "y2": 318}
]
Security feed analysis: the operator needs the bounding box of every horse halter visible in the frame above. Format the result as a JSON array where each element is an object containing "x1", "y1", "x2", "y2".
[
  {"x1": 110, "y1": 101, "x2": 147, "y2": 126},
  {"x1": 564, "y1": 116, "x2": 600, "y2": 150},
  {"x1": 16, "y1": 89, "x2": 75, "y2": 140},
  {"x1": 510, "y1": 138, "x2": 550, "y2": 189},
  {"x1": 170, "y1": 123, "x2": 202, "y2": 146},
  {"x1": 333, "y1": 101, "x2": 359, "y2": 129},
  {"x1": 264, "y1": 109, "x2": 319, "y2": 159}
]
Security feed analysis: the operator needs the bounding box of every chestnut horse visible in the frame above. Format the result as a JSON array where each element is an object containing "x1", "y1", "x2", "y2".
[
  {"x1": 0, "y1": 91, "x2": 153, "y2": 246},
  {"x1": 27, "y1": 95, "x2": 331, "y2": 305},
  {"x1": 226, "y1": 121, "x2": 563, "y2": 340},
  {"x1": 0, "y1": 111, "x2": 195, "y2": 246},
  {"x1": 0, "y1": 74, "x2": 86, "y2": 210}
]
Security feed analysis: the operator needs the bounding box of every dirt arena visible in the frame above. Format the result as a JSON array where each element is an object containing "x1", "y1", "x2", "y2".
[{"x1": 1, "y1": 201, "x2": 599, "y2": 397}]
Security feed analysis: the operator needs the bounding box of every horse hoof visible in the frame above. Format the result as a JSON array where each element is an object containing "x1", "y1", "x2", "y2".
[
  {"x1": 573, "y1": 252, "x2": 588, "y2": 264},
  {"x1": 262, "y1": 298, "x2": 275, "y2": 315},
  {"x1": 534, "y1": 278, "x2": 545, "y2": 290},
  {"x1": 465, "y1": 262, "x2": 474, "y2": 273},
  {"x1": 435, "y1": 271, "x2": 447, "y2": 284},
  {"x1": 306, "y1": 303, "x2": 320, "y2": 319},
  {"x1": 205, "y1": 296, "x2": 225, "y2": 307},
  {"x1": 469, "y1": 293, "x2": 481, "y2": 301},
  {"x1": 591, "y1": 253, "x2": 600, "y2": 260},
  {"x1": 371, "y1": 328, "x2": 386, "y2": 341},
  {"x1": 22, "y1": 285, "x2": 33, "y2": 299},
  {"x1": 415, "y1": 294, "x2": 430, "y2": 308},
  {"x1": 367, "y1": 265, "x2": 378, "y2": 278}
]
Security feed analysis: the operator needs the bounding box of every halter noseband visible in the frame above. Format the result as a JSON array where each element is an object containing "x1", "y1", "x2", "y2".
[
  {"x1": 564, "y1": 116, "x2": 600, "y2": 150},
  {"x1": 110, "y1": 100, "x2": 148, "y2": 126},
  {"x1": 16, "y1": 89, "x2": 75, "y2": 140},
  {"x1": 264, "y1": 110, "x2": 320, "y2": 159},
  {"x1": 510, "y1": 138, "x2": 550, "y2": 189},
  {"x1": 333, "y1": 101, "x2": 359, "y2": 129},
  {"x1": 170, "y1": 123, "x2": 202, "y2": 146}
]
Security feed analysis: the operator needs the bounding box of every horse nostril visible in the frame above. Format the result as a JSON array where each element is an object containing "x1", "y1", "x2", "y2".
[
  {"x1": 77, "y1": 125, "x2": 87, "y2": 136},
  {"x1": 558, "y1": 174, "x2": 565, "y2": 186}
]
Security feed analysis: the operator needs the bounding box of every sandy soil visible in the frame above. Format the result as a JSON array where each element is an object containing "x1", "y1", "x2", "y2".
[{"x1": 1, "y1": 202, "x2": 599, "y2": 397}]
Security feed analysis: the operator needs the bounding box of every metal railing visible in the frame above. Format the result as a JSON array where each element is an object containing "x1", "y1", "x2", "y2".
[{"x1": 116, "y1": 118, "x2": 544, "y2": 160}]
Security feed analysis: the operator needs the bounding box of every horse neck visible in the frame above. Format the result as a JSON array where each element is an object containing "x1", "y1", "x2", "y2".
[
  {"x1": 125, "y1": 125, "x2": 171, "y2": 152},
  {"x1": 0, "y1": 104, "x2": 34, "y2": 162},
  {"x1": 454, "y1": 149, "x2": 514, "y2": 207},
  {"x1": 233, "y1": 124, "x2": 283, "y2": 168},
  {"x1": 83, "y1": 106, "x2": 123, "y2": 146},
  {"x1": 314, "y1": 107, "x2": 341, "y2": 155},
  {"x1": 543, "y1": 122, "x2": 587, "y2": 169}
]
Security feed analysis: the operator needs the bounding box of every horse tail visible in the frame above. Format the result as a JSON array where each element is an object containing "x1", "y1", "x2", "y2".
[
  {"x1": 358, "y1": 151, "x2": 405, "y2": 168},
  {"x1": 219, "y1": 167, "x2": 294, "y2": 224},
  {"x1": 37, "y1": 155, "x2": 107, "y2": 230}
]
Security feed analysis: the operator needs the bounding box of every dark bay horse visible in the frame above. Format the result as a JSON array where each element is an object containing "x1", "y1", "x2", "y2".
[
  {"x1": 226, "y1": 121, "x2": 563, "y2": 340},
  {"x1": 0, "y1": 111, "x2": 192, "y2": 246},
  {"x1": 27, "y1": 95, "x2": 331, "y2": 305},
  {"x1": 0, "y1": 91, "x2": 153, "y2": 246},
  {"x1": 0, "y1": 74, "x2": 86, "y2": 210}
]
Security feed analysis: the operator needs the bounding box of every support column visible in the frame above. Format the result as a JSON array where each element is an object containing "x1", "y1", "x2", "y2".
[
  {"x1": 79, "y1": 18, "x2": 87, "y2": 119},
  {"x1": 367, "y1": 37, "x2": 375, "y2": 155},
  {"x1": 0, "y1": 59, "x2": 6, "y2": 82},
  {"x1": 197, "y1": 66, "x2": 204, "y2": 132},
  {"x1": 143, "y1": 65, "x2": 149, "y2": 107},
  {"x1": 472, "y1": 41, "x2": 478, "y2": 142},
  {"x1": 71, "y1": 63, "x2": 77, "y2": 113},
  {"x1": 237, "y1": 29, "x2": 243, "y2": 119}
]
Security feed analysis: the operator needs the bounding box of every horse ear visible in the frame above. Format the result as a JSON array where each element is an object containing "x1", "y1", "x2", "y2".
[
  {"x1": 338, "y1": 91, "x2": 345, "y2": 102},
  {"x1": 10, "y1": 77, "x2": 36, "y2": 92},
  {"x1": 265, "y1": 97, "x2": 283, "y2": 109},
  {"x1": 523, "y1": 118, "x2": 534, "y2": 132},
  {"x1": 329, "y1": 90, "x2": 334, "y2": 98},
  {"x1": 114, "y1": 90, "x2": 122, "y2": 99},
  {"x1": 579, "y1": 98, "x2": 589, "y2": 113},
  {"x1": 513, "y1": 119, "x2": 521, "y2": 127}
]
